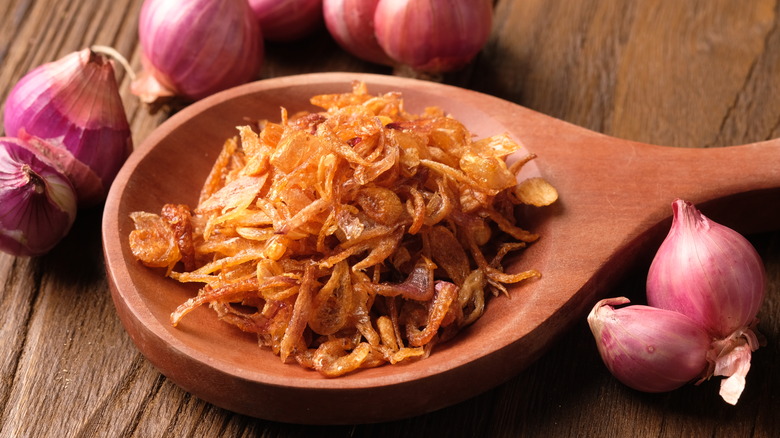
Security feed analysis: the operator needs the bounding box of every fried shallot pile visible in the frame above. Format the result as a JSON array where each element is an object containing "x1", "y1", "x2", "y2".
[{"x1": 128, "y1": 82, "x2": 557, "y2": 377}]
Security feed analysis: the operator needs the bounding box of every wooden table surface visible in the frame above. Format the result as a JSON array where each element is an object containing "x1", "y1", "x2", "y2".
[{"x1": 2, "y1": 0, "x2": 779, "y2": 436}]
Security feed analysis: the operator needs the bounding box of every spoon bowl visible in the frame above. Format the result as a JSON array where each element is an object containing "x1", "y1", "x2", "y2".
[{"x1": 102, "y1": 72, "x2": 780, "y2": 424}]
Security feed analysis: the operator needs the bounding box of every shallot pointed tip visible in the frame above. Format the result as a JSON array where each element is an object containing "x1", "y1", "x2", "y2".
[
  {"x1": 89, "y1": 45, "x2": 137, "y2": 82},
  {"x1": 587, "y1": 296, "x2": 630, "y2": 322}
]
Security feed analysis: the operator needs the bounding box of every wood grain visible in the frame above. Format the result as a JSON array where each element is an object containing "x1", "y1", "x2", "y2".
[{"x1": 1, "y1": 0, "x2": 779, "y2": 436}]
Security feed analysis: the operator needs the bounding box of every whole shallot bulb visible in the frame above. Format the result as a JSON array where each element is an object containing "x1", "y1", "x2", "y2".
[
  {"x1": 0, "y1": 138, "x2": 77, "y2": 256},
  {"x1": 373, "y1": 0, "x2": 494, "y2": 74},
  {"x1": 647, "y1": 199, "x2": 766, "y2": 338},
  {"x1": 589, "y1": 199, "x2": 767, "y2": 405},
  {"x1": 323, "y1": 0, "x2": 392, "y2": 65},
  {"x1": 588, "y1": 297, "x2": 712, "y2": 393},
  {"x1": 3, "y1": 48, "x2": 132, "y2": 205},
  {"x1": 132, "y1": 0, "x2": 263, "y2": 103},
  {"x1": 249, "y1": 0, "x2": 323, "y2": 42},
  {"x1": 645, "y1": 198, "x2": 766, "y2": 404}
]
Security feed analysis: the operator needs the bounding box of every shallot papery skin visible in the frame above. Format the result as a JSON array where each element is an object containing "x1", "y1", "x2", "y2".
[
  {"x1": 587, "y1": 297, "x2": 711, "y2": 393},
  {"x1": 3, "y1": 49, "x2": 131, "y2": 205},
  {"x1": 133, "y1": 0, "x2": 263, "y2": 102},
  {"x1": 373, "y1": 0, "x2": 493, "y2": 73},
  {"x1": 0, "y1": 138, "x2": 77, "y2": 257},
  {"x1": 323, "y1": 0, "x2": 392, "y2": 65},
  {"x1": 646, "y1": 199, "x2": 766, "y2": 339},
  {"x1": 249, "y1": 0, "x2": 323, "y2": 42}
]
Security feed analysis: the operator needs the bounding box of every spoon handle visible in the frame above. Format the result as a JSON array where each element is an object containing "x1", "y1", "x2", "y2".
[{"x1": 481, "y1": 95, "x2": 780, "y2": 234}]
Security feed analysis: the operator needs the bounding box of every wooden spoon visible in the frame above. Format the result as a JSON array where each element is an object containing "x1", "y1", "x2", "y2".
[{"x1": 102, "y1": 72, "x2": 780, "y2": 425}]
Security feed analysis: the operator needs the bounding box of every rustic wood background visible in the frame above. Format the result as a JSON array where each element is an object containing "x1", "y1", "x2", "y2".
[{"x1": 1, "y1": 0, "x2": 779, "y2": 436}]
